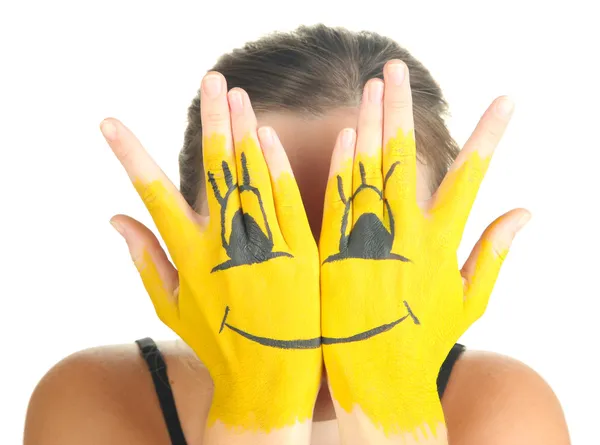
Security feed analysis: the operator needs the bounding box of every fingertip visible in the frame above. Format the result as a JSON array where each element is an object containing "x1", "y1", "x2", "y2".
[
  {"x1": 385, "y1": 58, "x2": 406, "y2": 69},
  {"x1": 109, "y1": 218, "x2": 126, "y2": 237},
  {"x1": 258, "y1": 126, "x2": 275, "y2": 149},
  {"x1": 514, "y1": 209, "x2": 532, "y2": 232},
  {"x1": 384, "y1": 59, "x2": 407, "y2": 87},
  {"x1": 100, "y1": 118, "x2": 118, "y2": 141},
  {"x1": 494, "y1": 96, "x2": 515, "y2": 118},
  {"x1": 110, "y1": 214, "x2": 139, "y2": 237},
  {"x1": 109, "y1": 214, "x2": 152, "y2": 258},
  {"x1": 204, "y1": 70, "x2": 225, "y2": 82},
  {"x1": 258, "y1": 126, "x2": 292, "y2": 181},
  {"x1": 329, "y1": 128, "x2": 355, "y2": 179},
  {"x1": 201, "y1": 71, "x2": 226, "y2": 99},
  {"x1": 485, "y1": 208, "x2": 530, "y2": 256}
]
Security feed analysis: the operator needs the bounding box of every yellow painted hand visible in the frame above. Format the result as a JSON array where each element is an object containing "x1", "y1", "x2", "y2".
[
  {"x1": 101, "y1": 75, "x2": 321, "y2": 433},
  {"x1": 320, "y1": 61, "x2": 529, "y2": 440}
]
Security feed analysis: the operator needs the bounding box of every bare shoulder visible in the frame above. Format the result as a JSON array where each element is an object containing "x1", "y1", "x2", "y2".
[
  {"x1": 24, "y1": 340, "x2": 211, "y2": 445},
  {"x1": 442, "y1": 349, "x2": 571, "y2": 445}
]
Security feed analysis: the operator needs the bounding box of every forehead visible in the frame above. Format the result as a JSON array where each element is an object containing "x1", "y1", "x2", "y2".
[
  {"x1": 258, "y1": 109, "x2": 355, "y2": 155},
  {"x1": 256, "y1": 109, "x2": 433, "y2": 201}
]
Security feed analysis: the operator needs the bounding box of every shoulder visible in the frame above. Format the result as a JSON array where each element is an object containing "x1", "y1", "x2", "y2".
[
  {"x1": 24, "y1": 340, "x2": 211, "y2": 445},
  {"x1": 443, "y1": 349, "x2": 571, "y2": 444}
]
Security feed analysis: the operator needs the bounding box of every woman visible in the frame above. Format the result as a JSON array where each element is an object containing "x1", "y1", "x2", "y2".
[{"x1": 24, "y1": 24, "x2": 570, "y2": 445}]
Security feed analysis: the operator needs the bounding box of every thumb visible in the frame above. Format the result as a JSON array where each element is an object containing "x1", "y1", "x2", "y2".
[
  {"x1": 461, "y1": 208, "x2": 531, "y2": 324},
  {"x1": 110, "y1": 214, "x2": 180, "y2": 325}
]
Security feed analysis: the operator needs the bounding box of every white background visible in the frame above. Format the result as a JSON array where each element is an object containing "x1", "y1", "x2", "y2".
[{"x1": 1, "y1": 0, "x2": 598, "y2": 443}]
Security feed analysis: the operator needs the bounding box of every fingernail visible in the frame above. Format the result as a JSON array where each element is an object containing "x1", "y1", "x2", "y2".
[
  {"x1": 259, "y1": 127, "x2": 274, "y2": 146},
  {"x1": 229, "y1": 89, "x2": 244, "y2": 114},
  {"x1": 100, "y1": 120, "x2": 117, "y2": 141},
  {"x1": 342, "y1": 128, "x2": 355, "y2": 149},
  {"x1": 202, "y1": 74, "x2": 222, "y2": 99},
  {"x1": 369, "y1": 81, "x2": 384, "y2": 104},
  {"x1": 515, "y1": 212, "x2": 531, "y2": 231},
  {"x1": 496, "y1": 97, "x2": 514, "y2": 117},
  {"x1": 389, "y1": 62, "x2": 406, "y2": 86},
  {"x1": 110, "y1": 219, "x2": 126, "y2": 237}
]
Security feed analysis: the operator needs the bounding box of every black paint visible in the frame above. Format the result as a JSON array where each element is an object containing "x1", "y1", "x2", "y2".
[
  {"x1": 218, "y1": 307, "x2": 321, "y2": 350},
  {"x1": 323, "y1": 161, "x2": 410, "y2": 264},
  {"x1": 208, "y1": 152, "x2": 292, "y2": 272},
  {"x1": 219, "y1": 305, "x2": 230, "y2": 333},
  {"x1": 218, "y1": 301, "x2": 419, "y2": 350},
  {"x1": 321, "y1": 300, "x2": 420, "y2": 344}
]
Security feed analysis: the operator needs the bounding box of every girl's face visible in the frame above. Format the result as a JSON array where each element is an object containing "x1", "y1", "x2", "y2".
[{"x1": 255, "y1": 109, "x2": 433, "y2": 240}]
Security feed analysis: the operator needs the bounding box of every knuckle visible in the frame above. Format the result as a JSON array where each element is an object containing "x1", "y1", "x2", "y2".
[
  {"x1": 491, "y1": 240, "x2": 509, "y2": 262},
  {"x1": 138, "y1": 183, "x2": 163, "y2": 211},
  {"x1": 483, "y1": 124, "x2": 502, "y2": 143},
  {"x1": 386, "y1": 97, "x2": 411, "y2": 113},
  {"x1": 360, "y1": 162, "x2": 382, "y2": 181},
  {"x1": 203, "y1": 153, "x2": 228, "y2": 177},
  {"x1": 203, "y1": 110, "x2": 229, "y2": 127},
  {"x1": 115, "y1": 145, "x2": 136, "y2": 167},
  {"x1": 276, "y1": 201, "x2": 296, "y2": 217},
  {"x1": 466, "y1": 163, "x2": 485, "y2": 184},
  {"x1": 359, "y1": 110, "x2": 383, "y2": 128}
]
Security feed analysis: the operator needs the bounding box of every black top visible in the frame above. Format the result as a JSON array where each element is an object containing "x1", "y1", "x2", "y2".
[{"x1": 136, "y1": 337, "x2": 466, "y2": 445}]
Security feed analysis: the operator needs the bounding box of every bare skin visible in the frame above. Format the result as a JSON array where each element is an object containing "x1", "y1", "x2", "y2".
[
  {"x1": 25, "y1": 342, "x2": 570, "y2": 445},
  {"x1": 24, "y1": 70, "x2": 570, "y2": 444}
]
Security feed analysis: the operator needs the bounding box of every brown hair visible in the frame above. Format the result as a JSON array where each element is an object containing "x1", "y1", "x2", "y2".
[{"x1": 179, "y1": 24, "x2": 459, "y2": 210}]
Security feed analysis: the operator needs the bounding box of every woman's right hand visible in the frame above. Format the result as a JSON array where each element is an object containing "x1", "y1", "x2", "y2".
[{"x1": 100, "y1": 72, "x2": 321, "y2": 444}]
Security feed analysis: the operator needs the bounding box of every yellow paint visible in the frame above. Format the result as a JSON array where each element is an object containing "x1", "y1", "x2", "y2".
[
  {"x1": 320, "y1": 128, "x2": 505, "y2": 436},
  {"x1": 383, "y1": 128, "x2": 418, "y2": 205},
  {"x1": 132, "y1": 132, "x2": 321, "y2": 431},
  {"x1": 352, "y1": 151, "x2": 385, "y2": 224}
]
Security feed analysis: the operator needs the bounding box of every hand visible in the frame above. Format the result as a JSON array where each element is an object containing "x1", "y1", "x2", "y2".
[
  {"x1": 319, "y1": 60, "x2": 530, "y2": 442},
  {"x1": 100, "y1": 72, "x2": 321, "y2": 439}
]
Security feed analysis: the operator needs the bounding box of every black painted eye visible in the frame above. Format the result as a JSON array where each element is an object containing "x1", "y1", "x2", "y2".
[
  {"x1": 207, "y1": 152, "x2": 292, "y2": 272},
  {"x1": 323, "y1": 161, "x2": 410, "y2": 264}
]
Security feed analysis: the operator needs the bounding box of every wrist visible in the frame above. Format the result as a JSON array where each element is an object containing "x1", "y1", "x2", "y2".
[
  {"x1": 209, "y1": 355, "x2": 321, "y2": 430},
  {"x1": 328, "y1": 369, "x2": 445, "y2": 437}
]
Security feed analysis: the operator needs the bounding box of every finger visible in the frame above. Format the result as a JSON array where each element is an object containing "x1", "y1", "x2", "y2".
[
  {"x1": 259, "y1": 126, "x2": 314, "y2": 254},
  {"x1": 110, "y1": 214, "x2": 180, "y2": 326},
  {"x1": 382, "y1": 60, "x2": 419, "y2": 231},
  {"x1": 229, "y1": 88, "x2": 286, "y2": 250},
  {"x1": 461, "y1": 208, "x2": 531, "y2": 324},
  {"x1": 429, "y1": 96, "x2": 515, "y2": 242},
  {"x1": 320, "y1": 128, "x2": 356, "y2": 264},
  {"x1": 100, "y1": 119, "x2": 202, "y2": 267},
  {"x1": 200, "y1": 72, "x2": 241, "y2": 237},
  {"x1": 352, "y1": 79, "x2": 385, "y2": 226}
]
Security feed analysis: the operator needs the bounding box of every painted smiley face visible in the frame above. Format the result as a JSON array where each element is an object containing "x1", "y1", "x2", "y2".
[{"x1": 210, "y1": 157, "x2": 420, "y2": 349}]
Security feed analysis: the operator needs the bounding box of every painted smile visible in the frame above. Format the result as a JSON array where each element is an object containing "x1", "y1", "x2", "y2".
[{"x1": 218, "y1": 301, "x2": 420, "y2": 350}]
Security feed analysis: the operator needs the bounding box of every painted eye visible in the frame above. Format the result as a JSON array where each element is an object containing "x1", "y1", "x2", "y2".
[
  {"x1": 208, "y1": 152, "x2": 292, "y2": 272},
  {"x1": 323, "y1": 161, "x2": 410, "y2": 264}
]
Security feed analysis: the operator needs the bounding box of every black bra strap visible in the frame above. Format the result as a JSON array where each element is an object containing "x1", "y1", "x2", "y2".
[
  {"x1": 136, "y1": 337, "x2": 188, "y2": 445},
  {"x1": 437, "y1": 343, "x2": 466, "y2": 398}
]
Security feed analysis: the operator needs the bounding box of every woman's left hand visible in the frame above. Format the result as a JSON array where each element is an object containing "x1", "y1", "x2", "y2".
[{"x1": 319, "y1": 59, "x2": 530, "y2": 443}]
